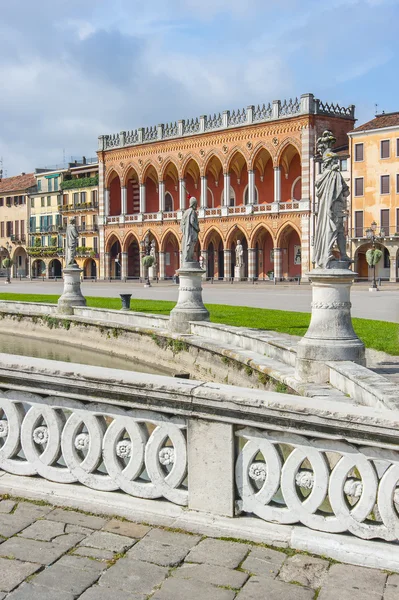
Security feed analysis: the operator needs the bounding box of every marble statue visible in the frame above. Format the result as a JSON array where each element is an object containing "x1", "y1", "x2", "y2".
[
  {"x1": 66, "y1": 217, "x2": 79, "y2": 267},
  {"x1": 181, "y1": 197, "x2": 199, "y2": 264},
  {"x1": 235, "y1": 240, "x2": 244, "y2": 267},
  {"x1": 150, "y1": 240, "x2": 157, "y2": 267},
  {"x1": 313, "y1": 130, "x2": 351, "y2": 269},
  {"x1": 199, "y1": 253, "x2": 205, "y2": 270}
]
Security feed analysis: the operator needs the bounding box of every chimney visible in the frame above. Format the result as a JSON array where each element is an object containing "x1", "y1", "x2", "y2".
[{"x1": 21, "y1": 172, "x2": 26, "y2": 175}]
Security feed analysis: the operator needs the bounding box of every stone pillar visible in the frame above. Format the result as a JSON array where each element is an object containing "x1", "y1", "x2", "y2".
[
  {"x1": 159, "y1": 181, "x2": 165, "y2": 212},
  {"x1": 224, "y1": 249, "x2": 232, "y2": 281},
  {"x1": 139, "y1": 183, "x2": 146, "y2": 213},
  {"x1": 121, "y1": 187, "x2": 127, "y2": 215},
  {"x1": 57, "y1": 266, "x2": 86, "y2": 314},
  {"x1": 301, "y1": 214, "x2": 311, "y2": 280},
  {"x1": 248, "y1": 248, "x2": 256, "y2": 281},
  {"x1": 121, "y1": 252, "x2": 128, "y2": 280},
  {"x1": 104, "y1": 252, "x2": 110, "y2": 279},
  {"x1": 139, "y1": 250, "x2": 145, "y2": 279},
  {"x1": 104, "y1": 189, "x2": 110, "y2": 217},
  {"x1": 223, "y1": 173, "x2": 231, "y2": 206},
  {"x1": 201, "y1": 250, "x2": 208, "y2": 278},
  {"x1": 159, "y1": 251, "x2": 166, "y2": 280},
  {"x1": 200, "y1": 176, "x2": 207, "y2": 208},
  {"x1": 274, "y1": 248, "x2": 282, "y2": 280},
  {"x1": 274, "y1": 167, "x2": 281, "y2": 204},
  {"x1": 169, "y1": 259, "x2": 209, "y2": 334},
  {"x1": 390, "y1": 251, "x2": 397, "y2": 282},
  {"x1": 295, "y1": 267, "x2": 365, "y2": 383},
  {"x1": 248, "y1": 170, "x2": 255, "y2": 205},
  {"x1": 179, "y1": 178, "x2": 186, "y2": 210}
]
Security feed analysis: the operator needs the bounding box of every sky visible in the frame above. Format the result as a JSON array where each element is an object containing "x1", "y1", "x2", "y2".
[{"x1": 0, "y1": 0, "x2": 398, "y2": 176}]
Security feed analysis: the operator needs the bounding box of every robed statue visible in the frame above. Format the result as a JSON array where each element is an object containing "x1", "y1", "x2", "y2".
[
  {"x1": 313, "y1": 130, "x2": 351, "y2": 269},
  {"x1": 181, "y1": 197, "x2": 200, "y2": 264},
  {"x1": 235, "y1": 240, "x2": 244, "y2": 267},
  {"x1": 66, "y1": 217, "x2": 79, "y2": 267}
]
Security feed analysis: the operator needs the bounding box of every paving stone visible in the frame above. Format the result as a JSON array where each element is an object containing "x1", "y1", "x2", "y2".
[
  {"x1": 0, "y1": 500, "x2": 16, "y2": 513},
  {"x1": 318, "y1": 564, "x2": 387, "y2": 600},
  {"x1": 6, "y1": 582, "x2": 75, "y2": 600},
  {"x1": 0, "y1": 557, "x2": 41, "y2": 592},
  {"x1": 0, "y1": 515, "x2": 36, "y2": 538},
  {"x1": 241, "y1": 546, "x2": 286, "y2": 578},
  {"x1": 56, "y1": 554, "x2": 107, "y2": 572},
  {"x1": 185, "y1": 538, "x2": 250, "y2": 569},
  {"x1": 52, "y1": 532, "x2": 86, "y2": 547},
  {"x1": 79, "y1": 586, "x2": 143, "y2": 600},
  {"x1": 127, "y1": 528, "x2": 201, "y2": 567},
  {"x1": 0, "y1": 593, "x2": 5, "y2": 600},
  {"x1": 103, "y1": 519, "x2": 150, "y2": 539},
  {"x1": 384, "y1": 574, "x2": 399, "y2": 600},
  {"x1": 0, "y1": 537, "x2": 69, "y2": 565},
  {"x1": 237, "y1": 575, "x2": 314, "y2": 599},
  {"x1": 46, "y1": 508, "x2": 107, "y2": 530},
  {"x1": 13, "y1": 503, "x2": 53, "y2": 519},
  {"x1": 172, "y1": 562, "x2": 248, "y2": 588},
  {"x1": 65, "y1": 524, "x2": 94, "y2": 535},
  {"x1": 74, "y1": 546, "x2": 115, "y2": 561},
  {"x1": 278, "y1": 554, "x2": 329, "y2": 588},
  {"x1": 151, "y1": 577, "x2": 236, "y2": 600},
  {"x1": 99, "y1": 558, "x2": 168, "y2": 595},
  {"x1": 82, "y1": 530, "x2": 136, "y2": 553},
  {"x1": 19, "y1": 519, "x2": 66, "y2": 541},
  {"x1": 29, "y1": 562, "x2": 102, "y2": 596}
]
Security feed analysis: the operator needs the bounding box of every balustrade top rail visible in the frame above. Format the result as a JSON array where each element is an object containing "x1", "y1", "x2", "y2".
[
  {"x1": 350, "y1": 226, "x2": 399, "y2": 239},
  {"x1": 99, "y1": 94, "x2": 355, "y2": 151}
]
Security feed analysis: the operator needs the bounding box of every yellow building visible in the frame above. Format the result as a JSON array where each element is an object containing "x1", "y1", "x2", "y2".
[
  {"x1": 0, "y1": 172, "x2": 36, "y2": 278},
  {"x1": 348, "y1": 113, "x2": 399, "y2": 281},
  {"x1": 60, "y1": 160, "x2": 99, "y2": 278}
]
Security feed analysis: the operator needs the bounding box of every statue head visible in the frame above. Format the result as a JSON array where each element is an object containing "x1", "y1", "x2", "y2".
[
  {"x1": 317, "y1": 130, "x2": 336, "y2": 156},
  {"x1": 189, "y1": 197, "x2": 197, "y2": 209},
  {"x1": 237, "y1": 240, "x2": 241, "y2": 246},
  {"x1": 70, "y1": 217, "x2": 76, "y2": 225}
]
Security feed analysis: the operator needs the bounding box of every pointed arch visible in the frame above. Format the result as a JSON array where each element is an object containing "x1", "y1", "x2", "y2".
[
  {"x1": 122, "y1": 231, "x2": 140, "y2": 253},
  {"x1": 249, "y1": 222, "x2": 275, "y2": 247},
  {"x1": 226, "y1": 224, "x2": 249, "y2": 248},
  {"x1": 105, "y1": 168, "x2": 121, "y2": 189},
  {"x1": 202, "y1": 226, "x2": 225, "y2": 250},
  {"x1": 276, "y1": 139, "x2": 301, "y2": 171},
  {"x1": 121, "y1": 165, "x2": 139, "y2": 187},
  {"x1": 227, "y1": 149, "x2": 248, "y2": 179},
  {"x1": 141, "y1": 162, "x2": 159, "y2": 185},
  {"x1": 160, "y1": 228, "x2": 181, "y2": 252},
  {"x1": 276, "y1": 221, "x2": 301, "y2": 247},
  {"x1": 203, "y1": 152, "x2": 224, "y2": 179},
  {"x1": 105, "y1": 232, "x2": 123, "y2": 253},
  {"x1": 161, "y1": 159, "x2": 179, "y2": 183}
]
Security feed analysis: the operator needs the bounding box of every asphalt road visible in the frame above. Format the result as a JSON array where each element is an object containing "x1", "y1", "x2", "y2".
[{"x1": 1, "y1": 279, "x2": 398, "y2": 322}]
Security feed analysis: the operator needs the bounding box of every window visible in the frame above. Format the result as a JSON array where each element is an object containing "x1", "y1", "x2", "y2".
[
  {"x1": 81, "y1": 238, "x2": 86, "y2": 248},
  {"x1": 381, "y1": 140, "x2": 390, "y2": 159},
  {"x1": 20, "y1": 221, "x2": 25, "y2": 236},
  {"x1": 41, "y1": 197, "x2": 45, "y2": 207},
  {"x1": 244, "y1": 186, "x2": 259, "y2": 205},
  {"x1": 165, "y1": 192, "x2": 173, "y2": 212},
  {"x1": 381, "y1": 209, "x2": 390, "y2": 234},
  {"x1": 14, "y1": 221, "x2": 19, "y2": 237},
  {"x1": 381, "y1": 175, "x2": 390, "y2": 194},
  {"x1": 63, "y1": 194, "x2": 68, "y2": 206},
  {"x1": 48, "y1": 179, "x2": 52, "y2": 192},
  {"x1": 47, "y1": 196, "x2": 51, "y2": 207},
  {"x1": 0, "y1": 222, "x2": 4, "y2": 237},
  {"x1": 54, "y1": 178, "x2": 58, "y2": 192},
  {"x1": 354, "y1": 211, "x2": 364, "y2": 237},
  {"x1": 6, "y1": 197, "x2": 11, "y2": 207},
  {"x1": 397, "y1": 139, "x2": 399, "y2": 157},
  {"x1": 80, "y1": 191, "x2": 86, "y2": 203},
  {"x1": 354, "y1": 178, "x2": 364, "y2": 196},
  {"x1": 396, "y1": 208, "x2": 399, "y2": 233},
  {"x1": 384, "y1": 248, "x2": 390, "y2": 269},
  {"x1": 31, "y1": 198, "x2": 34, "y2": 208},
  {"x1": 354, "y1": 143, "x2": 364, "y2": 162},
  {"x1": 0, "y1": 198, "x2": 3, "y2": 207},
  {"x1": 81, "y1": 217, "x2": 86, "y2": 231},
  {"x1": 6, "y1": 221, "x2": 13, "y2": 237},
  {"x1": 222, "y1": 186, "x2": 236, "y2": 207},
  {"x1": 73, "y1": 192, "x2": 79, "y2": 205},
  {"x1": 340, "y1": 159, "x2": 348, "y2": 171},
  {"x1": 397, "y1": 174, "x2": 399, "y2": 194},
  {"x1": 37, "y1": 180, "x2": 42, "y2": 192},
  {"x1": 91, "y1": 190, "x2": 98, "y2": 204},
  {"x1": 93, "y1": 237, "x2": 98, "y2": 252}
]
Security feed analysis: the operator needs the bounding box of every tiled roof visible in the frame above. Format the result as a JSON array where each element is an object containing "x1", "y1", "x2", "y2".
[
  {"x1": 0, "y1": 173, "x2": 36, "y2": 194},
  {"x1": 352, "y1": 112, "x2": 399, "y2": 133}
]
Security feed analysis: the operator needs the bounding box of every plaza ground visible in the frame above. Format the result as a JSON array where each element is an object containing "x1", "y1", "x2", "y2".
[
  {"x1": 1, "y1": 279, "x2": 398, "y2": 322},
  {"x1": 0, "y1": 497, "x2": 395, "y2": 600}
]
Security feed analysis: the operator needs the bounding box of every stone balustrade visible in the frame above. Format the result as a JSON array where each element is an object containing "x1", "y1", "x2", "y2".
[{"x1": 0, "y1": 352, "x2": 399, "y2": 570}]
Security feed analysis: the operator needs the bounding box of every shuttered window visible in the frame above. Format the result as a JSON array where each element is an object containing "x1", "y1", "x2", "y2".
[
  {"x1": 381, "y1": 209, "x2": 390, "y2": 234},
  {"x1": 397, "y1": 139, "x2": 399, "y2": 157},
  {"x1": 397, "y1": 174, "x2": 399, "y2": 193},
  {"x1": 381, "y1": 175, "x2": 390, "y2": 194},
  {"x1": 354, "y1": 143, "x2": 364, "y2": 161},
  {"x1": 354, "y1": 178, "x2": 364, "y2": 196},
  {"x1": 396, "y1": 208, "x2": 399, "y2": 233},
  {"x1": 381, "y1": 140, "x2": 390, "y2": 159},
  {"x1": 354, "y1": 211, "x2": 364, "y2": 237}
]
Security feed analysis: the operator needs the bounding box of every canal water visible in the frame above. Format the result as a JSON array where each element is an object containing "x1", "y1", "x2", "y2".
[{"x1": 0, "y1": 332, "x2": 172, "y2": 376}]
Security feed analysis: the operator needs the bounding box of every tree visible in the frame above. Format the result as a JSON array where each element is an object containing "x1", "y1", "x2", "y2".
[{"x1": 2, "y1": 258, "x2": 13, "y2": 284}]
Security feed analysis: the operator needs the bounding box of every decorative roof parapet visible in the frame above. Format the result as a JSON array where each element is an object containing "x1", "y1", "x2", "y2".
[{"x1": 98, "y1": 93, "x2": 356, "y2": 151}]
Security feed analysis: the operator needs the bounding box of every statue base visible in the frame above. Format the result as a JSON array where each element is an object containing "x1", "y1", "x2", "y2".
[
  {"x1": 148, "y1": 266, "x2": 157, "y2": 281},
  {"x1": 295, "y1": 267, "x2": 365, "y2": 384},
  {"x1": 234, "y1": 265, "x2": 245, "y2": 281},
  {"x1": 169, "y1": 261, "x2": 210, "y2": 334},
  {"x1": 57, "y1": 266, "x2": 87, "y2": 315}
]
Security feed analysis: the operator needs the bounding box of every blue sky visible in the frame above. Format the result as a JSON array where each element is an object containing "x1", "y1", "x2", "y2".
[{"x1": 0, "y1": 0, "x2": 398, "y2": 175}]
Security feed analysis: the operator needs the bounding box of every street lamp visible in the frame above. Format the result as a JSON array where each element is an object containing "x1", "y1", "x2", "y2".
[{"x1": 366, "y1": 221, "x2": 385, "y2": 290}]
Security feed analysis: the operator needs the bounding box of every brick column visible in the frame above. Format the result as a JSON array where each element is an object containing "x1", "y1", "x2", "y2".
[
  {"x1": 224, "y1": 249, "x2": 232, "y2": 281},
  {"x1": 159, "y1": 251, "x2": 165, "y2": 280},
  {"x1": 274, "y1": 248, "x2": 282, "y2": 280},
  {"x1": 121, "y1": 252, "x2": 128, "y2": 280},
  {"x1": 248, "y1": 248, "x2": 256, "y2": 281}
]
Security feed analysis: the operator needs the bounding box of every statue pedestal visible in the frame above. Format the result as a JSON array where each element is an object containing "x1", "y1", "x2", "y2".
[
  {"x1": 234, "y1": 265, "x2": 245, "y2": 281},
  {"x1": 169, "y1": 261, "x2": 210, "y2": 334},
  {"x1": 295, "y1": 265, "x2": 365, "y2": 384},
  {"x1": 57, "y1": 266, "x2": 87, "y2": 315},
  {"x1": 148, "y1": 266, "x2": 157, "y2": 281}
]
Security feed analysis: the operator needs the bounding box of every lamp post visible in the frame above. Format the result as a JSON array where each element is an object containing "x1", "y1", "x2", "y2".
[{"x1": 366, "y1": 221, "x2": 385, "y2": 290}]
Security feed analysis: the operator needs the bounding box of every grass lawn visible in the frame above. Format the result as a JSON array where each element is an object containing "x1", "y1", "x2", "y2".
[{"x1": 0, "y1": 292, "x2": 398, "y2": 356}]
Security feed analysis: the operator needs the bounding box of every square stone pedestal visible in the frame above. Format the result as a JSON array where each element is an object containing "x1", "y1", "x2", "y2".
[
  {"x1": 295, "y1": 266, "x2": 365, "y2": 383},
  {"x1": 234, "y1": 265, "x2": 245, "y2": 281},
  {"x1": 57, "y1": 266, "x2": 87, "y2": 315},
  {"x1": 169, "y1": 261, "x2": 210, "y2": 334}
]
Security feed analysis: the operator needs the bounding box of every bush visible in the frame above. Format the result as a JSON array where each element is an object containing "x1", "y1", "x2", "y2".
[
  {"x1": 366, "y1": 248, "x2": 383, "y2": 267},
  {"x1": 2, "y1": 258, "x2": 12, "y2": 269},
  {"x1": 142, "y1": 255, "x2": 155, "y2": 268}
]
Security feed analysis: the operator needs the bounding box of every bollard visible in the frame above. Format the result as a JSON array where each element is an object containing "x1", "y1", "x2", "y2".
[{"x1": 120, "y1": 294, "x2": 132, "y2": 311}]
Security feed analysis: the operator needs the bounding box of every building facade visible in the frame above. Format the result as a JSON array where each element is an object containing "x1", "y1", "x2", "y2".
[
  {"x1": 97, "y1": 93, "x2": 355, "y2": 281},
  {"x1": 348, "y1": 113, "x2": 399, "y2": 281},
  {"x1": 0, "y1": 173, "x2": 36, "y2": 278}
]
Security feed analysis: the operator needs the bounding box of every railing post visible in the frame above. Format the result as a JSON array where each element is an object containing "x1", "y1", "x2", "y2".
[{"x1": 188, "y1": 419, "x2": 235, "y2": 517}]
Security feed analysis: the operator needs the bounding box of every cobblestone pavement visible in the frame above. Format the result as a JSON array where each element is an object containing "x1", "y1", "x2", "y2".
[{"x1": 0, "y1": 498, "x2": 396, "y2": 599}]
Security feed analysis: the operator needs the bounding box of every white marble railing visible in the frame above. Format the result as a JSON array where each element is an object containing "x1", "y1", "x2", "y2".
[{"x1": 0, "y1": 353, "x2": 398, "y2": 568}]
